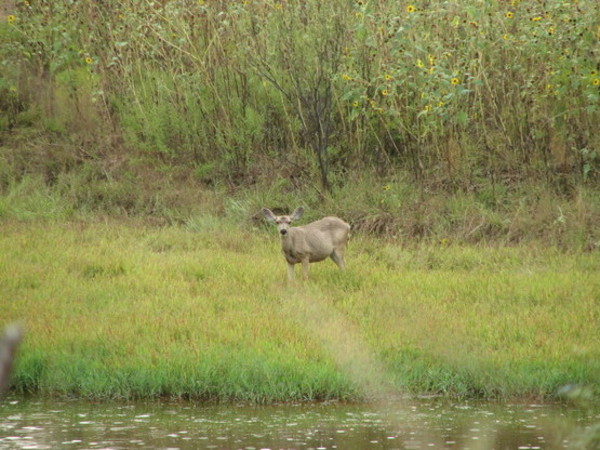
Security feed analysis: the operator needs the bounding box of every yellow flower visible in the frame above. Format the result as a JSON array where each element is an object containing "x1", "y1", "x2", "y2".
[
  {"x1": 593, "y1": 78, "x2": 600, "y2": 86},
  {"x1": 531, "y1": 16, "x2": 542, "y2": 22},
  {"x1": 274, "y1": 3, "x2": 283, "y2": 10},
  {"x1": 416, "y1": 59, "x2": 424, "y2": 68},
  {"x1": 424, "y1": 104, "x2": 432, "y2": 112},
  {"x1": 437, "y1": 101, "x2": 445, "y2": 107},
  {"x1": 451, "y1": 77, "x2": 460, "y2": 85},
  {"x1": 85, "y1": 57, "x2": 93, "y2": 64},
  {"x1": 428, "y1": 66, "x2": 435, "y2": 74},
  {"x1": 7, "y1": 14, "x2": 16, "y2": 23},
  {"x1": 384, "y1": 74, "x2": 393, "y2": 81},
  {"x1": 440, "y1": 238, "x2": 449, "y2": 246},
  {"x1": 428, "y1": 54, "x2": 435, "y2": 66},
  {"x1": 381, "y1": 89, "x2": 389, "y2": 96},
  {"x1": 352, "y1": 101, "x2": 359, "y2": 108},
  {"x1": 342, "y1": 74, "x2": 352, "y2": 81},
  {"x1": 502, "y1": 33, "x2": 510, "y2": 40},
  {"x1": 197, "y1": 0, "x2": 205, "y2": 5},
  {"x1": 505, "y1": 11, "x2": 513, "y2": 19},
  {"x1": 383, "y1": 184, "x2": 391, "y2": 191},
  {"x1": 406, "y1": 5, "x2": 416, "y2": 13},
  {"x1": 548, "y1": 27, "x2": 555, "y2": 35}
]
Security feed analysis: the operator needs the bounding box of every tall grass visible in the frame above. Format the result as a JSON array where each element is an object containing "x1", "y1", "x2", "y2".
[
  {"x1": 1, "y1": 169, "x2": 599, "y2": 249},
  {"x1": 1, "y1": 0, "x2": 598, "y2": 190},
  {"x1": 1, "y1": 220, "x2": 598, "y2": 401}
]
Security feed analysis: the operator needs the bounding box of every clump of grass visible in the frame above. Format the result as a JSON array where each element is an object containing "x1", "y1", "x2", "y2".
[
  {"x1": 229, "y1": 171, "x2": 600, "y2": 250},
  {"x1": 2, "y1": 220, "x2": 598, "y2": 402}
]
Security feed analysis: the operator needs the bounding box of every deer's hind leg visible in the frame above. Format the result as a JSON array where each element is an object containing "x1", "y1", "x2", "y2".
[{"x1": 330, "y1": 249, "x2": 346, "y2": 270}]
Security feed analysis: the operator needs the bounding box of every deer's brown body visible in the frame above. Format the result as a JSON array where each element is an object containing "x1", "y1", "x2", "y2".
[{"x1": 262, "y1": 207, "x2": 350, "y2": 280}]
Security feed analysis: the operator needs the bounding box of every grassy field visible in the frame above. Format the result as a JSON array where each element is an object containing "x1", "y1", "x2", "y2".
[{"x1": 1, "y1": 217, "x2": 598, "y2": 402}]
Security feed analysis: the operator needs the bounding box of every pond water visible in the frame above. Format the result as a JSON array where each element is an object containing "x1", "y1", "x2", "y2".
[{"x1": 0, "y1": 396, "x2": 598, "y2": 449}]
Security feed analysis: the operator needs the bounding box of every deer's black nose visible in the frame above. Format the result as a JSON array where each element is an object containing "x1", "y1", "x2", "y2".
[{"x1": 280, "y1": 229, "x2": 287, "y2": 235}]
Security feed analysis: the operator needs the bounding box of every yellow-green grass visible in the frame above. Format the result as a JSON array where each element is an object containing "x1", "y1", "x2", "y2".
[{"x1": 1, "y1": 219, "x2": 598, "y2": 402}]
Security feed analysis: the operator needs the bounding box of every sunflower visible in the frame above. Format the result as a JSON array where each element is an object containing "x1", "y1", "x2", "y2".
[
  {"x1": 505, "y1": 11, "x2": 513, "y2": 19},
  {"x1": 7, "y1": 14, "x2": 16, "y2": 23},
  {"x1": 85, "y1": 57, "x2": 93, "y2": 64},
  {"x1": 451, "y1": 77, "x2": 460, "y2": 85},
  {"x1": 406, "y1": 5, "x2": 416, "y2": 13},
  {"x1": 593, "y1": 78, "x2": 600, "y2": 86}
]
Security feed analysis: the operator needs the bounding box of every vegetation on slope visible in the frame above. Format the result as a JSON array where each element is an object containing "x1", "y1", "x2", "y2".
[{"x1": 0, "y1": 1, "x2": 599, "y2": 402}]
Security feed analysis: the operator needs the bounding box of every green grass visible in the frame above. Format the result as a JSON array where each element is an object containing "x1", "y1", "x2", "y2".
[{"x1": 1, "y1": 218, "x2": 598, "y2": 402}]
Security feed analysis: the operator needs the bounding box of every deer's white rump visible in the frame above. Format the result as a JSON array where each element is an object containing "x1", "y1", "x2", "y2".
[{"x1": 261, "y1": 207, "x2": 350, "y2": 280}]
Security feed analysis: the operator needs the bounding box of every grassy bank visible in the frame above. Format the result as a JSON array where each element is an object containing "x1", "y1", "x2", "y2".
[
  {"x1": 1, "y1": 0, "x2": 598, "y2": 405},
  {"x1": 1, "y1": 218, "x2": 598, "y2": 402}
]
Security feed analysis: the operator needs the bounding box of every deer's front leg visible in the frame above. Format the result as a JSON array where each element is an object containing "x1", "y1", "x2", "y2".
[
  {"x1": 301, "y1": 258, "x2": 310, "y2": 280},
  {"x1": 287, "y1": 262, "x2": 295, "y2": 281}
]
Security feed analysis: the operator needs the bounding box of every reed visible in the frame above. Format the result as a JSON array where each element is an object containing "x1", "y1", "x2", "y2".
[{"x1": 1, "y1": 0, "x2": 598, "y2": 191}]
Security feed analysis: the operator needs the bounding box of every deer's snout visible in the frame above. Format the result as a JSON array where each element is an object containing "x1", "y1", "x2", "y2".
[{"x1": 279, "y1": 229, "x2": 288, "y2": 235}]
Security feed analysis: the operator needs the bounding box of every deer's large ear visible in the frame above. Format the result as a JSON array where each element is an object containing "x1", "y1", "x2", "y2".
[
  {"x1": 290, "y1": 207, "x2": 304, "y2": 221},
  {"x1": 261, "y1": 208, "x2": 277, "y2": 223}
]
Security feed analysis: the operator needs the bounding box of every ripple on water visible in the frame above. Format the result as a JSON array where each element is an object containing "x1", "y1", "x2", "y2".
[{"x1": 0, "y1": 397, "x2": 597, "y2": 449}]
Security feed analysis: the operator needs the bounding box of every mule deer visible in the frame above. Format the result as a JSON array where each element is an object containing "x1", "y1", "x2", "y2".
[{"x1": 261, "y1": 207, "x2": 350, "y2": 280}]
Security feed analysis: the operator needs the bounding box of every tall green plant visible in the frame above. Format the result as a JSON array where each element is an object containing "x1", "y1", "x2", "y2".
[
  {"x1": 234, "y1": 1, "x2": 353, "y2": 191},
  {"x1": 1, "y1": 0, "x2": 598, "y2": 188}
]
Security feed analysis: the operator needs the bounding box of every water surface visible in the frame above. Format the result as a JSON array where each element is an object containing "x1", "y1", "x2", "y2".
[{"x1": 1, "y1": 396, "x2": 598, "y2": 449}]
